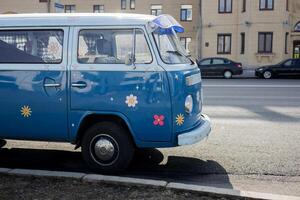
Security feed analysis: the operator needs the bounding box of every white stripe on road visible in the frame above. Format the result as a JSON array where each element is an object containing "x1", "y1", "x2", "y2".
[{"x1": 204, "y1": 85, "x2": 300, "y2": 88}]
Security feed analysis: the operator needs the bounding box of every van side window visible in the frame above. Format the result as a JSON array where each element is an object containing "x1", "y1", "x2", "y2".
[
  {"x1": 135, "y1": 30, "x2": 152, "y2": 64},
  {"x1": 0, "y1": 30, "x2": 63, "y2": 64},
  {"x1": 78, "y1": 29, "x2": 133, "y2": 64}
]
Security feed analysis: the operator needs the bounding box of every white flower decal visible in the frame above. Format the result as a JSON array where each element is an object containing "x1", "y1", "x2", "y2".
[{"x1": 125, "y1": 94, "x2": 138, "y2": 108}]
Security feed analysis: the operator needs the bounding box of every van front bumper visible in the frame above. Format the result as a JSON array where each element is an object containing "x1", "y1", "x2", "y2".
[{"x1": 177, "y1": 114, "x2": 211, "y2": 146}]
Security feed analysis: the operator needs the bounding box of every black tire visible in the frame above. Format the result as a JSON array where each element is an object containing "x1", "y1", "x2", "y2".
[
  {"x1": 223, "y1": 70, "x2": 232, "y2": 79},
  {"x1": 0, "y1": 139, "x2": 6, "y2": 148},
  {"x1": 81, "y1": 121, "x2": 135, "y2": 174},
  {"x1": 263, "y1": 70, "x2": 272, "y2": 79}
]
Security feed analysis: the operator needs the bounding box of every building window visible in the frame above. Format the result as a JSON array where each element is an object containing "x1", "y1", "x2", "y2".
[
  {"x1": 150, "y1": 5, "x2": 162, "y2": 16},
  {"x1": 242, "y1": 0, "x2": 246, "y2": 12},
  {"x1": 219, "y1": 0, "x2": 232, "y2": 13},
  {"x1": 130, "y1": 0, "x2": 135, "y2": 9},
  {"x1": 180, "y1": 5, "x2": 192, "y2": 21},
  {"x1": 93, "y1": 5, "x2": 104, "y2": 13},
  {"x1": 217, "y1": 34, "x2": 231, "y2": 54},
  {"x1": 240, "y1": 33, "x2": 245, "y2": 54},
  {"x1": 259, "y1": 0, "x2": 274, "y2": 11},
  {"x1": 39, "y1": 0, "x2": 48, "y2": 2},
  {"x1": 65, "y1": 5, "x2": 75, "y2": 13},
  {"x1": 286, "y1": 0, "x2": 289, "y2": 11},
  {"x1": 180, "y1": 37, "x2": 192, "y2": 53},
  {"x1": 285, "y1": 32, "x2": 289, "y2": 54},
  {"x1": 121, "y1": 0, "x2": 126, "y2": 10},
  {"x1": 258, "y1": 32, "x2": 273, "y2": 53},
  {"x1": 295, "y1": 22, "x2": 300, "y2": 32}
]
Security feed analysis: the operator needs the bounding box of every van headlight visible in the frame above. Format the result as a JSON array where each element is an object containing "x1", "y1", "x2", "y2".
[{"x1": 185, "y1": 95, "x2": 193, "y2": 114}]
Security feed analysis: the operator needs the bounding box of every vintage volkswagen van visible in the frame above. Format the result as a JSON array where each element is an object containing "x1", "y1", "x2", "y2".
[{"x1": 0, "y1": 13, "x2": 211, "y2": 173}]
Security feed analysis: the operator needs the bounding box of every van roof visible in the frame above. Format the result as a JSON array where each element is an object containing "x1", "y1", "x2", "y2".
[{"x1": 0, "y1": 13, "x2": 156, "y2": 27}]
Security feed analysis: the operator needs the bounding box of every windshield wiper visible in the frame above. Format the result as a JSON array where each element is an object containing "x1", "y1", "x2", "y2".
[{"x1": 166, "y1": 50, "x2": 184, "y2": 56}]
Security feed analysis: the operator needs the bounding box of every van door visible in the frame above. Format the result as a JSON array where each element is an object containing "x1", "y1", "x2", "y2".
[
  {"x1": 70, "y1": 27, "x2": 172, "y2": 142},
  {"x1": 0, "y1": 28, "x2": 69, "y2": 141}
]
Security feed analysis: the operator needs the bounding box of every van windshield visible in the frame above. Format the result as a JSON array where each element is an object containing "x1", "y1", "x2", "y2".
[{"x1": 153, "y1": 32, "x2": 191, "y2": 64}]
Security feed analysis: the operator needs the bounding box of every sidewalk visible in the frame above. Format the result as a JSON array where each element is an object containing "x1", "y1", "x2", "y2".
[{"x1": 0, "y1": 174, "x2": 231, "y2": 200}]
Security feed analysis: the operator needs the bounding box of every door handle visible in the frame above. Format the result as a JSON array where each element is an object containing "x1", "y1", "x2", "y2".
[
  {"x1": 71, "y1": 81, "x2": 87, "y2": 88},
  {"x1": 44, "y1": 83, "x2": 61, "y2": 88}
]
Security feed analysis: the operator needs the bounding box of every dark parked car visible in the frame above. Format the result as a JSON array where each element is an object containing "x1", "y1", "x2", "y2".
[
  {"x1": 197, "y1": 57, "x2": 243, "y2": 79},
  {"x1": 255, "y1": 59, "x2": 300, "y2": 79}
]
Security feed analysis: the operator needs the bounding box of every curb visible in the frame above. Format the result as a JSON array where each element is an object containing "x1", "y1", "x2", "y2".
[{"x1": 0, "y1": 167, "x2": 299, "y2": 200}]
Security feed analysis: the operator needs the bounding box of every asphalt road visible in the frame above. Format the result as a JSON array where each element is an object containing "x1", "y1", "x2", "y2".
[{"x1": 1, "y1": 78, "x2": 300, "y2": 196}]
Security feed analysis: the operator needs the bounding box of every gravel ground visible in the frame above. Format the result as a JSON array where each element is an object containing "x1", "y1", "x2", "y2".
[{"x1": 0, "y1": 175, "x2": 235, "y2": 200}]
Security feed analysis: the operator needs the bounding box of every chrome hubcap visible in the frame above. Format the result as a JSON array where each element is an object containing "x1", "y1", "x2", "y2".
[
  {"x1": 90, "y1": 134, "x2": 119, "y2": 166},
  {"x1": 94, "y1": 139, "x2": 115, "y2": 161},
  {"x1": 224, "y1": 71, "x2": 232, "y2": 78},
  {"x1": 264, "y1": 71, "x2": 271, "y2": 79}
]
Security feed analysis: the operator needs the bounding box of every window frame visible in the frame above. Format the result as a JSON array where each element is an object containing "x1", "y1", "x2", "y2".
[
  {"x1": 180, "y1": 37, "x2": 192, "y2": 53},
  {"x1": 76, "y1": 28, "x2": 153, "y2": 65},
  {"x1": 150, "y1": 5, "x2": 162, "y2": 16},
  {"x1": 130, "y1": 0, "x2": 135, "y2": 10},
  {"x1": 285, "y1": 32, "x2": 289, "y2": 54},
  {"x1": 93, "y1": 5, "x2": 104, "y2": 13},
  {"x1": 240, "y1": 32, "x2": 245, "y2": 54},
  {"x1": 217, "y1": 33, "x2": 232, "y2": 54},
  {"x1": 258, "y1": 32, "x2": 273, "y2": 54},
  {"x1": 64, "y1": 5, "x2": 76, "y2": 13},
  {"x1": 242, "y1": 0, "x2": 246, "y2": 12},
  {"x1": 121, "y1": 0, "x2": 126, "y2": 10},
  {"x1": 180, "y1": 5, "x2": 193, "y2": 21},
  {"x1": 218, "y1": 0, "x2": 232, "y2": 14},
  {"x1": 0, "y1": 29, "x2": 64, "y2": 64},
  {"x1": 259, "y1": 0, "x2": 274, "y2": 11}
]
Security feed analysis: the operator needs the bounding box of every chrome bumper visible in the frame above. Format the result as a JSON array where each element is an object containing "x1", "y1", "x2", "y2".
[{"x1": 177, "y1": 114, "x2": 211, "y2": 146}]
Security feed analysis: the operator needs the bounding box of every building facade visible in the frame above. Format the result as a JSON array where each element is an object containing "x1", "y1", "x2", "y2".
[
  {"x1": 202, "y1": 0, "x2": 300, "y2": 67},
  {"x1": 0, "y1": 0, "x2": 300, "y2": 68}
]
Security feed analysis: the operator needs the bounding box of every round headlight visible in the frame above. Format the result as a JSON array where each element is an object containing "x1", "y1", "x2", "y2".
[{"x1": 185, "y1": 95, "x2": 193, "y2": 114}]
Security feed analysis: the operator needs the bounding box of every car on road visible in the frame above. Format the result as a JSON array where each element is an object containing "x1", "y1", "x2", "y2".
[
  {"x1": 0, "y1": 13, "x2": 211, "y2": 173},
  {"x1": 197, "y1": 57, "x2": 243, "y2": 79},
  {"x1": 255, "y1": 59, "x2": 300, "y2": 79}
]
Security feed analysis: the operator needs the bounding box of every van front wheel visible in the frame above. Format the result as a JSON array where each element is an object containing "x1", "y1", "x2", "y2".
[{"x1": 81, "y1": 122, "x2": 135, "y2": 173}]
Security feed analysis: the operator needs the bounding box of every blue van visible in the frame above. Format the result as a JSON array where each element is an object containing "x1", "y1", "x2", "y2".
[{"x1": 0, "y1": 13, "x2": 211, "y2": 173}]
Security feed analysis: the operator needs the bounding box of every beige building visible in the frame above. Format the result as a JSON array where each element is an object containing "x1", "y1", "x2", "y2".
[
  {"x1": 202, "y1": 0, "x2": 300, "y2": 67},
  {"x1": 0, "y1": 0, "x2": 300, "y2": 68}
]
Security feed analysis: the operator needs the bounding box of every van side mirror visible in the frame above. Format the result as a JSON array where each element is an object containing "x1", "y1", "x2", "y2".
[{"x1": 125, "y1": 52, "x2": 133, "y2": 65}]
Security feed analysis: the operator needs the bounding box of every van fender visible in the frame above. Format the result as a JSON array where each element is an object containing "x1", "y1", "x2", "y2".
[{"x1": 70, "y1": 111, "x2": 137, "y2": 147}]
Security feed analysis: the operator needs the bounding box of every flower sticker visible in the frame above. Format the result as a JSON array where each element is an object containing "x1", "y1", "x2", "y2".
[
  {"x1": 176, "y1": 114, "x2": 185, "y2": 126},
  {"x1": 153, "y1": 115, "x2": 165, "y2": 126},
  {"x1": 125, "y1": 94, "x2": 138, "y2": 108},
  {"x1": 20, "y1": 105, "x2": 32, "y2": 118}
]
